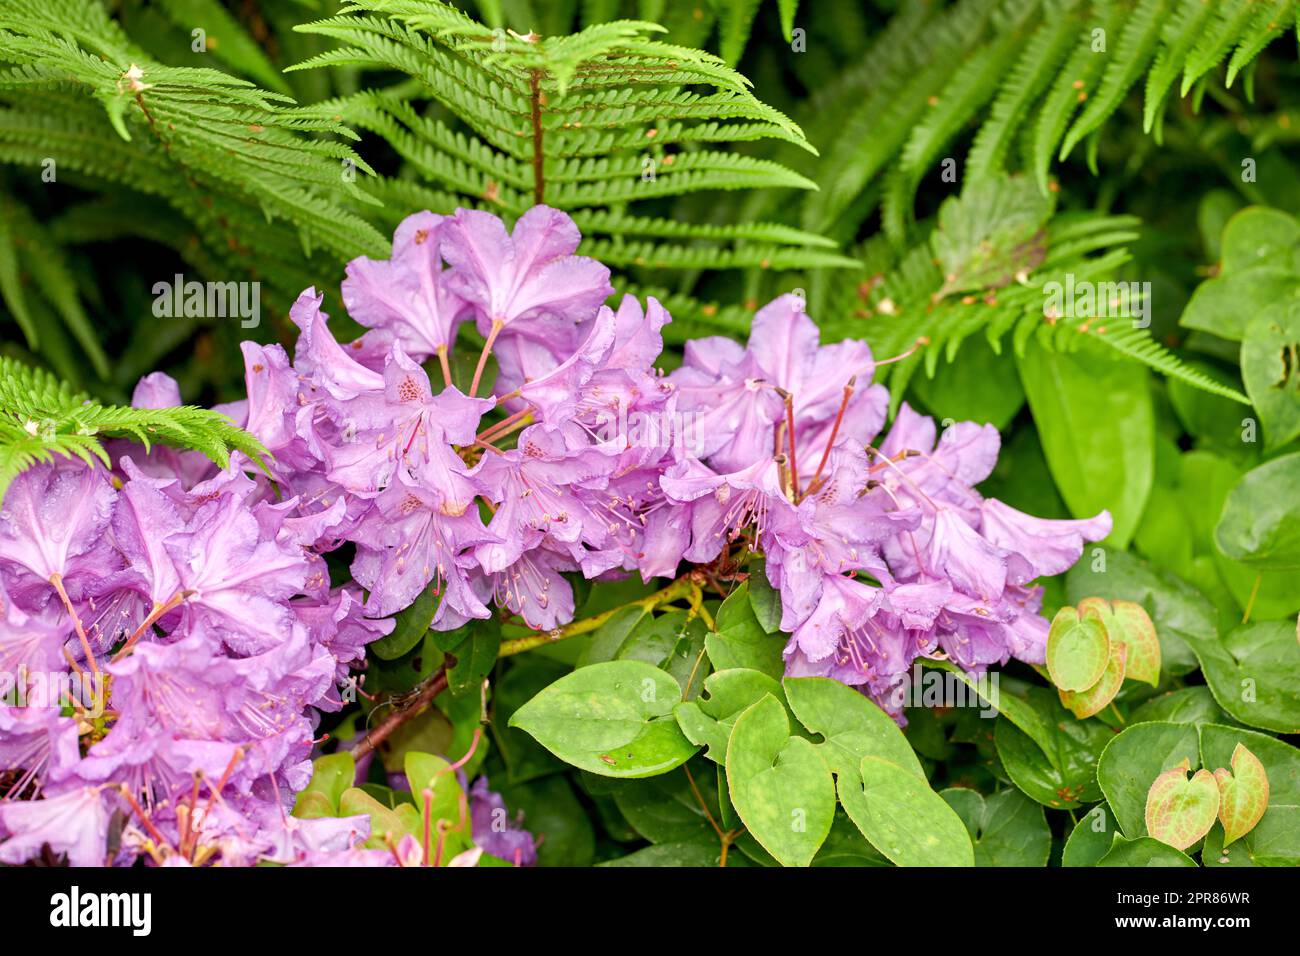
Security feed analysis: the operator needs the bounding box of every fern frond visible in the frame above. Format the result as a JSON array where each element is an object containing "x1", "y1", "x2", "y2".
[{"x1": 0, "y1": 356, "x2": 271, "y2": 497}]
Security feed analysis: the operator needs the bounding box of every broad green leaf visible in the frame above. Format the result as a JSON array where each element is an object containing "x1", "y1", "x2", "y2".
[
  {"x1": 1180, "y1": 208, "x2": 1300, "y2": 342},
  {"x1": 1046, "y1": 606, "x2": 1111, "y2": 692},
  {"x1": 508, "y1": 660, "x2": 698, "y2": 777},
  {"x1": 725, "y1": 695, "x2": 836, "y2": 867},
  {"x1": 1130, "y1": 687, "x2": 1229, "y2": 726},
  {"x1": 1179, "y1": 620, "x2": 1300, "y2": 734},
  {"x1": 941, "y1": 788, "x2": 1051, "y2": 866},
  {"x1": 928, "y1": 661, "x2": 1057, "y2": 754},
  {"x1": 1097, "y1": 721, "x2": 1201, "y2": 837},
  {"x1": 838, "y1": 756, "x2": 974, "y2": 867},
  {"x1": 612, "y1": 771, "x2": 716, "y2": 845},
  {"x1": 674, "y1": 668, "x2": 786, "y2": 763},
  {"x1": 1242, "y1": 302, "x2": 1300, "y2": 449},
  {"x1": 1062, "y1": 804, "x2": 1121, "y2": 867},
  {"x1": 1096, "y1": 834, "x2": 1196, "y2": 867},
  {"x1": 1220, "y1": 207, "x2": 1300, "y2": 274},
  {"x1": 577, "y1": 605, "x2": 651, "y2": 666},
  {"x1": 1144, "y1": 760, "x2": 1220, "y2": 851},
  {"x1": 1204, "y1": 805, "x2": 1300, "y2": 867},
  {"x1": 1214, "y1": 743, "x2": 1269, "y2": 848},
  {"x1": 403, "y1": 752, "x2": 473, "y2": 859},
  {"x1": 1017, "y1": 339, "x2": 1154, "y2": 547},
  {"x1": 1215, "y1": 452, "x2": 1300, "y2": 570},
  {"x1": 783, "y1": 675, "x2": 923, "y2": 780},
  {"x1": 994, "y1": 711, "x2": 1111, "y2": 809}
]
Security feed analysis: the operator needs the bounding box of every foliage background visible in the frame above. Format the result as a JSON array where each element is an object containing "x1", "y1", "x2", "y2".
[{"x1": 2, "y1": 0, "x2": 1299, "y2": 867}]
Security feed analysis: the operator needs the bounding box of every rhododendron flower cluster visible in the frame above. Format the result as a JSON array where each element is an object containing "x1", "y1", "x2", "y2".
[{"x1": 0, "y1": 205, "x2": 1108, "y2": 866}]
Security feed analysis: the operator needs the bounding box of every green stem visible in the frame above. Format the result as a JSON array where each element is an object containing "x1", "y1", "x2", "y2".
[{"x1": 498, "y1": 576, "x2": 698, "y2": 658}]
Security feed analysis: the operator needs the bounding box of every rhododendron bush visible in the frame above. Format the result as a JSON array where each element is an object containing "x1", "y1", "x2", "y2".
[{"x1": 3, "y1": 0, "x2": 1300, "y2": 876}]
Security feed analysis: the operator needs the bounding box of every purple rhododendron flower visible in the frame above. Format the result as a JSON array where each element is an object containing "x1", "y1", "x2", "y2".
[{"x1": 0, "y1": 204, "x2": 1110, "y2": 866}]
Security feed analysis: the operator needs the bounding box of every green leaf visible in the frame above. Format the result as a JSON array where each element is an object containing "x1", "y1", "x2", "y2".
[
  {"x1": 1096, "y1": 834, "x2": 1196, "y2": 867},
  {"x1": 783, "y1": 675, "x2": 923, "y2": 781},
  {"x1": 725, "y1": 695, "x2": 836, "y2": 867},
  {"x1": 1215, "y1": 743, "x2": 1270, "y2": 848},
  {"x1": 1062, "y1": 804, "x2": 1121, "y2": 867},
  {"x1": 747, "y1": 560, "x2": 782, "y2": 633},
  {"x1": 1180, "y1": 207, "x2": 1300, "y2": 342},
  {"x1": 598, "y1": 841, "x2": 738, "y2": 867},
  {"x1": 1046, "y1": 605, "x2": 1111, "y2": 692},
  {"x1": 1215, "y1": 452, "x2": 1300, "y2": 570},
  {"x1": 371, "y1": 587, "x2": 438, "y2": 660},
  {"x1": 1179, "y1": 620, "x2": 1300, "y2": 734},
  {"x1": 1144, "y1": 760, "x2": 1220, "y2": 851},
  {"x1": 1130, "y1": 687, "x2": 1229, "y2": 726},
  {"x1": 1059, "y1": 641, "x2": 1126, "y2": 720},
  {"x1": 931, "y1": 175, "x2": 1050, "y2": 299},
  {"x1": 1097, "y1": 721, "x2": 1201, "y2": 837},
  {"x1": 1017, "y1": 339, "x2": 1154, "y2": 547},
  {"x1": 447, "y1": 625, "x2": 501, "y2": 697},
  {"x1": 838, "y1": 756, "x2": 973, "y2": 867},
  {"x1": 1242, "y1": 302, "x2": 1300, "y2": 449},
  {"x1": 612, "y1": 771, "x2": 717, "y2": 845},
  {"x1": 911, "y1": 336, "x2": 1026, "y2": 431},
  {"x1": 339, "y1": 787, "x2": 422, "y2": 850},
  {"x1": 993, "y1": 704, "x2": 1112, "y2": 809},
  {"x1": 1203, "y1": 805, "x2": 1300, "y2": 867},
  {"x1": 941, "y1": 788, "x2": 1051, "y2": 866},
  {"x1": 674, "y1": 668, "x2": 787, "y2": 763},
  {"x1": 705, "y1": 582, "x2": 785, "y2": 677},
  {"x1": 508, "y1": 660, "x2": 698, "y2": 778},
  {"x1": 293, "y1": 752, "x2": 356, "y2": 817}
]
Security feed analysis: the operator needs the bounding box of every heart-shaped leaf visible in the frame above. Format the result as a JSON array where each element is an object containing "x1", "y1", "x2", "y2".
[
  {"x1": 673, "y1": 668, "x2": 786, "y2": 762},
  {"x1": 1059, "y1": 641, "x2": 1126, "y2": 719},
  {"x1": 725, "y1": 694, "x2": 835, "y2": 867},
  {"x1": 783, "y1": 675, "x2": 922, "y2": 781},
  {"x1": 1046, "y1": 606, "x2": 1110, "y2": 691},
  {"x1": 508, "y1": 660, "x2": 698, "y2": 777},
  {"x1": 1215, "y1": 452, "x2": 1300, "y2": 570},
  {"x1": 1242, "y1": 302, "x2": 1300, "y2": 449},
  {"x1": 1098, "y1": 721, "x2": 1201, "y2": 837},
  {"x1": 1107, "y1": 599, "x2": 1162, "y2": 686},
  {"x1": 1144, "y1": 759, "x2": 1221, "y2": 851},
  {"x1": 1215, "y1": 743, "x2": 1270, "y2": 848}
]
